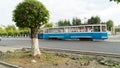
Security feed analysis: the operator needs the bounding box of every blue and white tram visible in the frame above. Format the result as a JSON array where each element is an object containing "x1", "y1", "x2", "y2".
[
  {"x1": 38, "y1": 30, "x2": 43, "y2": 39},
  {"x1": 42, "y1": 24, "x2": 108, "y2": 40}
]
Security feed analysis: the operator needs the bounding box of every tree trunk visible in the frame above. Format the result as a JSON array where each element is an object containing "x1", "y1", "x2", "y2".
[{"x1": 31, "y1": 27, "x2": 41, "y2": 56}]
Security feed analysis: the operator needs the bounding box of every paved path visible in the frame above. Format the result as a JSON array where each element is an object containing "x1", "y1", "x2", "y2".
[
  {"x1": 0, "y1": 46, "x2": 21, "y2": 68},
  {"x1": 0, "y1": 64, "x2": 11, "y2": 68},
  {"x1": 0, "y1": 46, "x2": 21, "y2": 52}
]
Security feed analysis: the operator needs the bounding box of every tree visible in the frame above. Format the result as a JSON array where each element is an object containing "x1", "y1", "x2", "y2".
[
  {"x1": 13, "y1": 0, "x2": 49, "y2": 56},
  {"x1": 72, "y1": 17, "x2": 82, "y2": 26},
  {"x1": 57, "y1": 20, "x2": 64, "y2": 26},
  {"x1": 18, "y1": 27, "x2": 30, "y2": 37},
  {"x1": 101, "y1": 22, "x2": 106, "y2": 24},
  {"x1": 5, "y1": 25, "x2": 16, "y2": 31},
  {"x1": 115, "y1": 28, "x2": 120, "y2": 32},
  {"x1": 5, "y1": 25, "x2": 16, "y2": 36},
  {"x1": 0, "y1": 28, "x2": 7, "y2": 36},
  {"x1": 110, "y1": 0, "x2": 120, "y2": 3},
  {"x1": 43, "y1": 23, "x2": 53, "y2": 28},
  {"x1": 87, "y1": 16, "x2": 101, "y2": 24},
  {"x1": 57, "y1": 19, "x2": 71, "y2": 26},
  {"x1": 64, "y1": 19, "x2": 71, "y2": 26},
  {"x1": 0, "y1": 28, "x2": 3, "y2": 36},
  {"x1": 106, "y1": 20, "x2": 114, "y2": 31}
]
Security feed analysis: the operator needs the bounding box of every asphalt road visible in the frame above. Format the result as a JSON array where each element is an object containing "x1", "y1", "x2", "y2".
[{"x1": 0, "y1": 36, "x2": 120, "y2": 55}]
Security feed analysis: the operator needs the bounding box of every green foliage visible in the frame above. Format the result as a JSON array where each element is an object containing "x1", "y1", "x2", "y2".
[
  {"x1": 13, "y1": 0, "x2": 49, "y2": 39},
  {"x1": 0, "y1": 28, "x2": 7, "y2": 35},
  {"x1": 113, "y1": 64, "x2": 120, "y2": 68},
  {"x1": 57, "y1": 20, "x2": 64, "y2": 26},
  {"x1": 87, "y1": 16, "x2": 101, "y2": 24},
  {"x1": 5, "y1": 25, "x2": 16, "y2": 35},
  {"x1": 13, "y1": 0, "x2": 49, "y2": 28},
  {"x1": 0, "y1": 25, "x2": 16, "y2": 36},
  {"x1": 101, "y1": 22, "x2": 106, "y2": 24},
  {"x1": 72, "y1": 17, "x2": 82, "y2": 26},
  {"x1": 106, "y1": 20, "x2": 114, "y2": 31},
  {"x1": 0, "y1": 25, "x2": 30, "y2": 36},
  {"x1": 57, "y1": 19, "x2": 71, "y2": 26},
  {"x1": 101, "y1": 20, "x2": 114, "y2": 31},
  {"x1": 43, "y1": 23, "x2": 53, "y2": 28},
  {"x1": 5, "y1": 25, "x2": 16, "y2": 31},
  {"x1": 64, "y1": 19, "x2": 71, "y2": 26},
  {"x1": 115, "y1": 28, "x2": 120, "y2": 32},
  {"x1": 57, "y1": 18, "x2": 82, "y2": 26},
  {"x1": 110, "y1": 0, "x2": 120, "y2": 3},
  {"x1": 18, "y1": 27, "x2": 30, "y2": 34}
]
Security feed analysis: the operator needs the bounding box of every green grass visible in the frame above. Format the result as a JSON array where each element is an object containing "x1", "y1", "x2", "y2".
[
  {"x1": 0, "y1": 51, "x2": 69, "y2": 68},
  {"x1": 78, "y1": 56, "x2": 92, "y2": 66}
]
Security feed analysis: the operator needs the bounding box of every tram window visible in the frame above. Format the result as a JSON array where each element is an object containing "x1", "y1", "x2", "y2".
[
  {"x1": 48, "y1": 28, "x2": 53, "y2": 33},
  {"x1": 93, "y1": 26, "x2": 100, "y2": 32},
  {"x1": 68, "y1": 27, "x2": 71, "y2": 32},
  {"x1": 55, "y1": 28, "x2": 58, "y2": 33},
  {"x1": 70, "y1": 27, "x2": 75, "y2": 32},
  {"x1": 61, "y1": 28, "x2": 64, "y2": 32},
  {"x1": 57, "y1": 28, "x2": 60, "y2": 33},
  {"x1": 76, "y1": 27, "x2": 79, "y2": 32},
  {"x1": 45, "y1": 29, "x2": 48, "y2": 33},
  {"x1": 47, "y1": 30, "x2": 49, "y2": 33},
  {"x1": 48, "y1": 29, "x2": 50, "y2": 33},
  {"x1": 64, "y1": 28, "x2": 69, "y2": 32},
  {"x1": 102, "y1": 26, "x2": 106, "y2": 32},
  {"x1": 78, "y1": 27, "x2": 84, "y2": 32},
  {"x1": 39, "y1": 30, "x2": 43, "y2": 33},
  {"x1": 57, "y1": 28, "x2": 63, "y2": 33},
  {"x1": 70, "y1": 27, "x2": 79, "y2": 32},
  {"x1": 53, "y1": 28, "x2": 59, "y2": 33},
  {"x1": 85, "y1": 26, "x2": 93, "y2": 32}
]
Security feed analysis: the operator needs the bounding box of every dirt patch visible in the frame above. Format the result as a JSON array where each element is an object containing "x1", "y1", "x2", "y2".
[{"x1": 0, "y1": 51, "x2": 120, "y2": 68}]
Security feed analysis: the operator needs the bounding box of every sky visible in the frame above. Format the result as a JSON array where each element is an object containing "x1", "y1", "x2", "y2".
[{"x1": 0, "y1": 0, "x2": 120, "y2": 27}]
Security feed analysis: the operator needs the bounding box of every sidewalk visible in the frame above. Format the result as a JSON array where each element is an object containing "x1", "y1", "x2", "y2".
[
  {"x1": 0, "y1": 64, "x2": 11, "y2": 68},
  {"x1": 108, "y1": 35, "x2": 120, "y2": 38},
  {"x1": 0, "y1": 46, "x2": 22, "y2": 68},
  {"x1": 0, "y1": 46, "x2": 22, "y2": 52}
]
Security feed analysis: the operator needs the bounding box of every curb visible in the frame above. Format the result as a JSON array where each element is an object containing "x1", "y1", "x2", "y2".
[
  {"x1": 0, "y1": 61, "x2": 22, "y2": 68},
  {"x1": 18, "y1": 47, "x2": 120, "y2": 58},
  {"x1": 40, "y1": 48, "x2": 120, "y2": 58}
]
